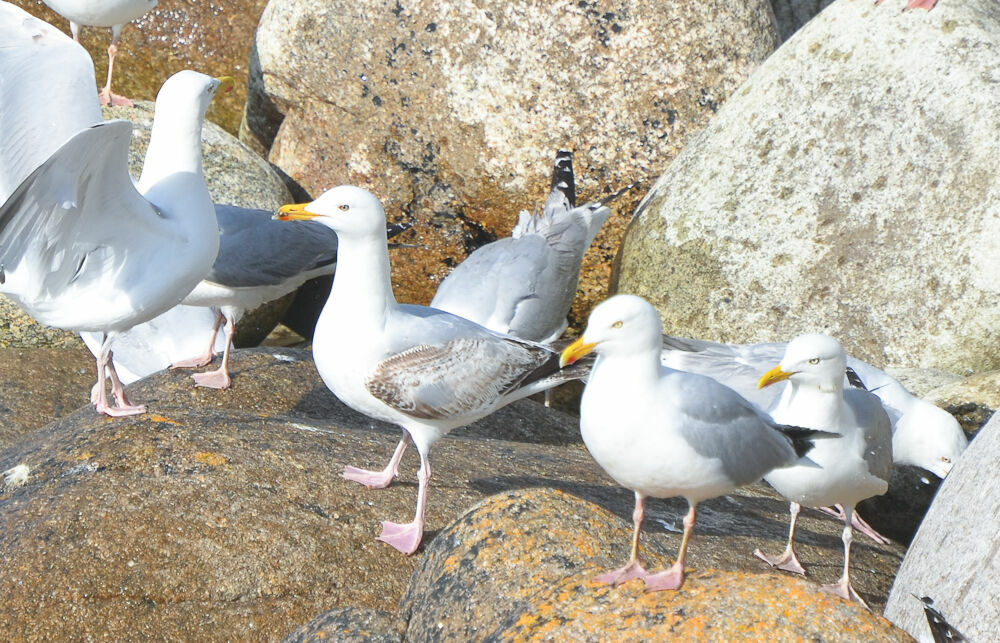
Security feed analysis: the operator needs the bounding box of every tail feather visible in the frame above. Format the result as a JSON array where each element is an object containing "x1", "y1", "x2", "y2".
[{"x1": 775, "y1": 425, "x2": 840, "y2": 459}]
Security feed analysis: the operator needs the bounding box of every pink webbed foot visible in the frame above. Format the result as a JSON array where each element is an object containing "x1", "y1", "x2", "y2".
[
  {"x1": 643, "y1": 562, "x2": 685, "y2": 592},
  {"x1": 342, "y1": 465, "x2": 398, "y2": 489},
  {"x1": 593, "y1": 559, "x2": 649, "y2": 587},
  {"x1": 98, "y1": 88, "x2": 134, "y2": 107},
  {"x1": 754, "y1": 547, "x2": 807, "y2": 575},
  {"x1": 907, "y1": 0, "x2": 938, "y2": 9},
  {"x1": 821, "y1": 577, "x2": 869, "y2": 609},
  {"x1": 171, "y1": 353, "x2": 215, "y2": 369},
  {"x1": 95, "y1": 401, "x2": 147, "y2": 417},
  {"x1": 191, "y1": 368, "x2": 232, "y2": 390},
  {"x1": 818, "y1": 505, "x2": 890, "y2": 545},
  {"x1": 377, "y1": 519, "x2": 423, "y2": 555}
]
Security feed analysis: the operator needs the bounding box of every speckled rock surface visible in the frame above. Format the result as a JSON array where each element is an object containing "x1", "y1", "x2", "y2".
[
  {"x1": 770, "y1": 0, "x2": 835, "y2": 40},
  {"x1": 12, "y1": 0, "x2": 269, "y2": 134},
  {"x1": 885, "y1": 367, "x2": 964, "y2": 400},
  {"x1": 615, "y1": 0, "x2": 1000, "y2": 374},
  {"x1": 0, "y1": 298, "x2": 81, "y2": 348},
  {"x1": 243, "y1": 0, "x2": 779, "y2": 329},
  {"x1": 884, "y1": 413, "x2": 1000, "y2": 641},
  {"x1": 282, "y1": 607, "x2": 400, "y2": 643},
  {"x1": 927, "y1": 370, "x2": 1000, "y2": 435},
  {"x1": 0, "y1": 348, "x2": 93, "y2": 450},
  {"x1": 399, "y1": 488, "x2": 908, "y2": 642}
]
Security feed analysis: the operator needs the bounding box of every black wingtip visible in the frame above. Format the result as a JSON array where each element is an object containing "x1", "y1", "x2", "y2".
[
  {"x1": 597, "y1": 180, "x2": 641, "y2": 207},
  {"x1": 776, "y1": 425, "x2": 839, "y2": 459},
  {"x1": 550, "y1": 149, "x2": 576, "y2": 208},
  {"x1": 845, "y1": 366, "x2": 868, "y2": 390},
  {"x1": 386, "y1": 221, "x2": 412, "y2": 240},
  {"x1": 915, "y1": 595, "x2": 967, "y2": 643}
]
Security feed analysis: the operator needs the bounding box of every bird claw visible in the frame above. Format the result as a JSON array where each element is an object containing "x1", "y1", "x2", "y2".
[
  {"x1": 593, "y1": 560, "x2": 648, "y2": 586},
  {"x1": 342, "y1": 465, "x2": 397, "y2": 489},
  {"x1": 191, "y1": 369, "x2": 231, "y2": 390},
  {"x1": 643, "y1": 563, "x2": 685, "y2": 592},
  {"x1": 377, "y1": 520, "x2": 423, "y2": 555},
  {"x1": 95, "y1": 402, "x2": 146, "y2": 417},
  {"x1": 821, "y1": 578, "x2": 870, "y2": 610},
  {"x1": 754, "y1": 547, "x2": 807, "y2": 575}
]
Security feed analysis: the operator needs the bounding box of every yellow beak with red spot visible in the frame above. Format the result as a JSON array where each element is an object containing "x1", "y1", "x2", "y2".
[
  {"x1": 215, "y1": 76, "x2": 235, "y2": 93},
  {"x1": 560, "y1": 336, "x2": 597, "y2": 368},
  {"x1": 758, "y1": 365, "x2": 794, "y2": 389},
  {"x1": 273, "y1": 202, "x2": 318, "y2": 222}
]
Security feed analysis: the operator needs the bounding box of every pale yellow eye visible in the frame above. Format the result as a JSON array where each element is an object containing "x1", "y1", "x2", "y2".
[
  {"x1": 808, "y1": 358, "x2": 819, "y2": 365},
  {"x1": 339, "y1": 204, "x2": 350, "y2": 211},
  {"x1": 612, "y1": 321, "x2": 623, "y2": 329}
]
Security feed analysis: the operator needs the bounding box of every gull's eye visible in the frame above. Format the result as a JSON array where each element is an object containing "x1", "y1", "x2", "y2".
[
  {"x1": 612, "y1": 321, "x2": 623, "y2": 329},
  {"x1": 339, "y1": 204, "x2": 350, "y2": 211},
  {"x1": 808, "y1": 358, "x2": 819, "y2": 365}
]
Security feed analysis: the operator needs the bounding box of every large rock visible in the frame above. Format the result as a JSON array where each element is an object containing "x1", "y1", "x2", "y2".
[
  {"x1": 614, "y1": 0, "x2": 1000, "y2": 375},
  {"x1": 12, "y1": 0, "x2": 270, "y2": 134},
  {"x1": 399, "y1": 488, "x2": 908, "y2": 641},
  {"x1": 242, "y1": 0, "x2": 780, "y2": 328},
  {"x1": 927, "y1": 370, "x2": 1000, "y2": 435},
  {"x1": 0, "y1": 348, "x2": 905, "y2": 638},
  {"x1": 884, "y1": 412, "x2": 1000, "y2": 641}
]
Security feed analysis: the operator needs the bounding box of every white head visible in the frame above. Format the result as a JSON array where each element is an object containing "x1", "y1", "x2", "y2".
[
  {"x1": 891, "y1": 402, "x2": 967, "y2": 477},
  {"x1": 560, "y1": 294, "x2": 663, "y2": 366},
  {"x1": 759, "y1": 333, "x2": 847, "y2": 392},
  {"x1": 275, "y1": 185, "x2": 388, "y2": 239},
  {"x1": 151, "y1": 71, "x2": 232, "y2": 135}
]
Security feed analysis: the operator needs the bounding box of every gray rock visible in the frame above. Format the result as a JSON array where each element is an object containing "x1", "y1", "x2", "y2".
[
  {"x1": 282, "y1": 607, "x2": 399, "y2": 642},
  {"x1": 242, "y1": 0, "x2": 780, "y2": 324},
  {"x1": 770, "y1": 0, "x2": 835, "y2": 40},
  {"x1": 928, "y1": 370, "x2": 1000, "y2": 435},
  {"x1": 884, "y1": 367, "x2": 963, "y2": 400},
  {"x1": 615, "y1": 0, "x2": 1000, "y2": 375},
  {"x1": 857, "y1": 465, "x2": 943, "y2": 546},
  {"x1": 884, "y1": 412, "x2": 1000, "y2": 640}
]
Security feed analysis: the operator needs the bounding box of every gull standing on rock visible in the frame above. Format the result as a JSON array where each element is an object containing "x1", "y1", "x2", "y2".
[
  {"x1": 431, "y1": 150, "x2": 633, "y2": 344},
  {"x1": 274, "y1": 186, "x2": 585, "y2": 555},
  {"x1": 559, "y1": 295, "x2": 829, "y2": 592},
  {"x1": 40, "y1": 0, "x2": 157, "y2": 106},
  {"x1": 0, "y1": 4, "x2": 230, "y2": 415},
  {"x1": 753, "y1": 334, "x2": 892, "y2": 607}
]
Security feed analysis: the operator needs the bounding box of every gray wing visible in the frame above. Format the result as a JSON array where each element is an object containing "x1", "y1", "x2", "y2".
[
  {"x1": 0, "y1": 121, "x2": 175, "y2": 323},
  {"x1": 0, "y1": 4, "x2": 102, "y2": 201},
  {"x1": 368, "y1": 306, "x2": 559, "y2": 421},
  {"x1": 845, "y1": 388, "x2": 893, "y2": 482},
  {"x1": 663, "y1": 369, "x2": 801, "y2": 486},
  {"x1": 208, "y1": 204, "x2": 338, "y2": 287}
]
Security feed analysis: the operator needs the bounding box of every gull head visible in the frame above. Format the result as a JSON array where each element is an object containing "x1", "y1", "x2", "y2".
[
  {"x1": 274, "y1": 185, "x2": 387, "y2": 239},
  {"x1": 891, "y1": 402, "x2": 967, "y2": 477},
  {"x1": 758, "y1": 333, "x2": 847, "y2": 391},
  {"x1": 560, "y1": 294, "x2": 662, "y2": 367},
  {"x1": 152, "y1": 71, "x2": 233, "y2": 131}
]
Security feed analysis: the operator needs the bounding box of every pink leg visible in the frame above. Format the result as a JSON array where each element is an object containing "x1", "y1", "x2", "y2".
[
  {"x1": 98, "y1": 28, "x2": 134, "y2": 108},
  {"x1": 172, "y1": 309, "x2": 224, "y2": 369},
  {"x1": 192, "y1": 313, "x2": 236, "y2": 389},
  {"x1": 106, "y1": 354, "x2": 146, "y2": 415},
  {"x1": 92, "y1": 336, "x2": 145, "y2": 417},
  {"x1": 644, "y1": 501, "x2": 697, "y2": 592},
  {"x1": 594, "y1": 492, "x2": 649, "y2": 586},
  {"x1": 907, "y1": 0, "x2": 938, "y2": 9},
  {"x1": 820, "y1": 504, "x2": 869, "y2": 608},
  {"x1": 755, "y1": 502, "x2": 807, "y2": 575},
  {"x1": 343, "y1": 433, "x2": 410, "y2": 488},
  {"x1": 376, "y1": 447, "x2": 430, "y2": 555},
  {"x1": 818, "y1": 504, "x2": 890, "y2": 545}
]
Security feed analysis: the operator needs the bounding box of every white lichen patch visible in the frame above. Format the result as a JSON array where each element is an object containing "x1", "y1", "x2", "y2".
[{"x1": 3, "y1": 464, "x2": 29, "y2": 488}]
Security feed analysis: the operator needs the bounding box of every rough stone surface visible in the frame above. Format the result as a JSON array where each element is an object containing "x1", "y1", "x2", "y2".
[
  {"x1": 0, "y1": 298, "x2": 81, "y2": 349},
  {"x1": 282, "y1": 607, "x2": 399, "y2": 643},
  {"x1": 399, "y1": 489, "x2": 908, "y2": 642},
  {"x1": 0, "y1": 348, "x2": 905, "y2": 638},
  {"x1": 12, "y1": 0, "x2": 270, "y2": 134},
  {"x1": 243, "y1": 0, "x2": 780, "y2": 330},
  {"x1": 927, "y1": 370, "x2": 1000, "y2": 435},
  {"x1": 0, "y1": 348, "x2": 93, "y2": 450},
  {"x1": 770, "y1": 0, "x2": 835, "y2": 40},
  {"x1": 615, "y1": 0, "x2": 1000, "y2": 375},
  {"x1": 885, "y1": 367, "x2": 964, "y2": 399},
  {"x1": 857, "y1": 465, "x2": 943, "y2": 546},
  {"x1": 884, "y1": 413, "x2": 1000, "y2": 641}
]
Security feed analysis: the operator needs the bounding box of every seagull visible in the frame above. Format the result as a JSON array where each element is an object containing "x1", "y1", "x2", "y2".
[
  {"x1": 660, "y1": 336, "x2": 966, "y2": 479},
  {"x1": 40, "y1": 0, "x2": 157, "y2": 106},
  {"x1": 431, "y1": 149, "x2": 633, "y2": 343},
  {"x1": 753, "y1": 334, "x2": 892, "y2": 606},
  {"x1": 559, "y1": 294, "x2": 829, "y2": 592},
  {"x1": 79, "y1": 208, "x2": 411, "y2": 388},
  {"x1": 0, "y1": 6, "x2": 230, "y2": 415},
  {"x1": 274, "y1": 185, "x2": 587, "y2": 555}
]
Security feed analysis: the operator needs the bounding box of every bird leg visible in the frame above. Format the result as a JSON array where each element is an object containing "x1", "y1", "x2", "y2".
[
  {"x1": 92, "y1": 336, "x2": 145, "y2": 417},
  {"x1": 818, "y1": 504, "x2": 890, "y2": 545},
  {"x1": 172, "y1": 309, "x2": 224, "y2": 369},
  {"x1": 377, "y1": 448, "x2": 430, "y2": 555},
  {"x1": 644, "y1": 502, "x2": 696, "y2": 592},
  {"x1": 820, "y1": 504, "x2": 869, "y2": 609},
  {"x1": 874, "y1": 0, "x2": 938, "y2": 9},
  {"x1": 98, "y1": 25, "x2": 134, "y2": 107},
  {"x1": 755, "y1": 501, "x2": 807, "y2": 575},
  {"x1": 192, "y1": 312, "x2": 236, "y2": 389},
  {"x1": 594, "y1": 492, "x2": 649, "y2": 586},
  {"x1": 342, "y1": 433, "x2": 410, "y2": 488}
]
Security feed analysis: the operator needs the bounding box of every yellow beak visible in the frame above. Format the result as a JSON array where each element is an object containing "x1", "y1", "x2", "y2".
[
  {"x1": 758, "y1": 365, "x2": 794, "y2": 389},
  {"x1": 273, "y1": 202, "x2": 318, "y2": 221},
  {"x1": 215, "y1": 76, "x2": 236, "y2": 93},
  {"x1": 560, "y1": 336, "x2": 597, "y2": 368}
]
